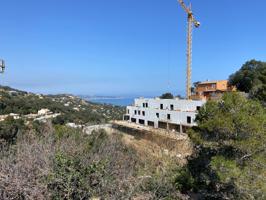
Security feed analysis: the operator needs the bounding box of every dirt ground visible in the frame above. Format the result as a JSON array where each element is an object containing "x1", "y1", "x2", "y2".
[{"x1": 107, "y1": 122, "x2": 193, "y2": 166}]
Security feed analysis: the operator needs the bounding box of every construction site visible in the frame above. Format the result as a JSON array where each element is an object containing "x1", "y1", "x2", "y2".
[
  {"x1": 0, "y1": 0, "x2": 235, "y2": 136},
  {"x1": 117, "y1": 0, "x2": 234, "y2": 136},
  {"x1": 0, "y1": 1, "x2": 265, "y2": 199},
  {"x1": 0, "y1": 1, "x2": 237, "y2": 155}
]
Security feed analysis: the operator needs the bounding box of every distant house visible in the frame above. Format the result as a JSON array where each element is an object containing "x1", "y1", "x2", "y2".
[
  {"x1": 73, "y1": 107, "x2": 80, "y2": 111},
  {"x1": 66, "y1": 123, "x2": 83, "y2": 129},
  {"x1": 0, "y1": 113, "x2": 20, "y2": 121},
  {"x1": 8, "y1": 91, "x2": 19, "y2": 96},
  {"x1": 9, "y1": 113, "x2": 20, "y2": 120},
  {"x1": 38, "y1": 109, "x2": 51, "y2": 115},
  {"x1": 191, "y1": 80, "x2": 236, "y2": 100}
]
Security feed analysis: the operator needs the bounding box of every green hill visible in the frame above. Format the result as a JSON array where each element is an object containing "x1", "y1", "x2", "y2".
[{"x1": 0, "y1": 85, "x2": 124, "y2": 125}]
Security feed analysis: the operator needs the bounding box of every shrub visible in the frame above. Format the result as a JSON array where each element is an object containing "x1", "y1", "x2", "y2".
[
  {"x1": 175, "y1": 168, "x2": 195, "y2": 192},
  {"x1": 0, "y1": 117, "x2": 24, "y2": 144},
  {"x1": 47, "y1": 152, "x2": 92, "y2": 200}
]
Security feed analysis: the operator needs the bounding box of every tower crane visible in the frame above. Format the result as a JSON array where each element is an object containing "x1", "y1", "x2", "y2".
[
  {"x1": 178, "y1": 0, "x2": 200, "y2": 99},
  {"x1": 0, "y1": 59, "x2": 5, "y2": 73}
]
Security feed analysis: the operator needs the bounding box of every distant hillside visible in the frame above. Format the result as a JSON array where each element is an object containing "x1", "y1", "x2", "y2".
[
  {"x1": 0, "y1": 85, "x2": 124, "y2": 125},
  {"x1": 0, "y1": 85, "x2": 28, "y2": 94}
]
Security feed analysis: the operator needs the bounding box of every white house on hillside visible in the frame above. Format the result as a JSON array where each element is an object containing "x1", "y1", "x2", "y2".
[{"x1": 123, "y1": 98, "x2": 205, "y2": 133}]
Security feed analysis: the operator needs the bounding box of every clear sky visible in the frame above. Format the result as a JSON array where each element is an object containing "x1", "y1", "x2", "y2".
[{"x1": 0, "y1": 0, "x2": 265, "y2": 97}]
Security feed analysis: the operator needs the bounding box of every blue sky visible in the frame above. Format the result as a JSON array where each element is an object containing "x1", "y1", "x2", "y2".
[{"x1": 0, "y1": 0, "x2": 265, "y2": 96}]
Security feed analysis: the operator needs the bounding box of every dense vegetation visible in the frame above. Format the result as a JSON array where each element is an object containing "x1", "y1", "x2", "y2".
[
  {"x1": 229, "y1": 59, "x2": 266, "y2": 102},
  {"x1": 0, "y1": 122, "x2": 183, "y2": 199},
  {"x1": 177, "y1": 93, "x2": 266, "y2": 199}
]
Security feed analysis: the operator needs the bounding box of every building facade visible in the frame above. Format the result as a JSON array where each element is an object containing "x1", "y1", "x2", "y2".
[
  {"x1": 123, "y1": 98, "x2": 205, "y2": 133},
  {"x1": 191, "y1": 80, "x2": 236, "y2": 100}
]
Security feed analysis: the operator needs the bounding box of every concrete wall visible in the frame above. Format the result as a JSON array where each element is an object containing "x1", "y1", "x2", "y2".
[
  {"x1": 216, "y1": 80, "x2": 228, "y2": 91},
  {"x1": 134, "y1": 98, "x2": 204, "y2": 111}
]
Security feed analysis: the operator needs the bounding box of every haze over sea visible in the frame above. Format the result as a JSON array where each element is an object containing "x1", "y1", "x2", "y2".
[{"x1": 83, "y1": 97, "x2": 134, "y2": 106}]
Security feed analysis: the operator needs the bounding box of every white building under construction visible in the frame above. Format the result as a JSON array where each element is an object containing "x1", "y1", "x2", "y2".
[
  {"x1": 123, "y1": 98, "x2": 205, "y2": 133},
  {"x1": 122, "y1": 1, "x2": 205, "y2": 133}
]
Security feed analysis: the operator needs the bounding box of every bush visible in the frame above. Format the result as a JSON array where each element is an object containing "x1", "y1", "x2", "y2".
[
  {"x1": 175, "y1": 168, "x2": 195, "y2": 192},
  {"x1": 47, "y1": 153, "x2": 92, "y2": 199},
  {"x1": 0, "y1": 117, "x2": 24, "y2": 144}
]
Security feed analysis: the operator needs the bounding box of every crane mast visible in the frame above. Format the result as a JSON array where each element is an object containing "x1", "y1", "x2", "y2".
[{"x1": 178, "y1": 0, "x2": 200, "y2": 99}]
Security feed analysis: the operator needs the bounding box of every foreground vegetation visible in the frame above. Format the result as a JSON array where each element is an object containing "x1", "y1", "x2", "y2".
[
  {"x1": 180, "y1": 93, "x2": 266, "y2": 199},
  {"x1": 0, "y1": 122, "x2": 183, "y2": 199}
]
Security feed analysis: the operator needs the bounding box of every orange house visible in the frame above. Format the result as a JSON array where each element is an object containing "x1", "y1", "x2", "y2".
[{"x1": 191, "y1": 80, "x2": 235, "y2": 100}]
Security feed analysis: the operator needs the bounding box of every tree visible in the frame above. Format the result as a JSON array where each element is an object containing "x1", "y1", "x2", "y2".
[
  {"x1": 160, "y1": 93, "x2": 174, "y2": 99},
  {"x1": 191, "y1": 81, "x2": 200, "y2": 94},
  {"x1": 178, "y1": 93, "x2": 266, "y2": 199},
  {"x1": 229, "y1": 59, "x2": 266, "y2": 102}
]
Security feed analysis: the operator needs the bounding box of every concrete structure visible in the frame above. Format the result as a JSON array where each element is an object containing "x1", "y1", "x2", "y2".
[
  {"x1": 9, "y1": 113, "x2": 20, "y2": 120},
  {"x1": 123, "y1": 98, "x2": 205, "y2": 133},
  {"x1": 191, "y1": 80, "x2": 236, "y2": 100}
]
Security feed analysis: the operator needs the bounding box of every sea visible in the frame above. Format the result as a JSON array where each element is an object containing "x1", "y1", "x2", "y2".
[{"x1": 84, "y1": 97, "x2": 134, "y2": 107}]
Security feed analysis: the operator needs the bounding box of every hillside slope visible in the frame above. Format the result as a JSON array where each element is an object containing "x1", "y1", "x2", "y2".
[{"x1": 0, "y1": 86, "x2": 124, "y2": 125}]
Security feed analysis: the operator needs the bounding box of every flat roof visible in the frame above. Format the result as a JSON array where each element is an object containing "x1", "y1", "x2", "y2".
[
  {"x1": 135, "y1": 98, "x2": 205, "y2": 103},
  {"x1": 198, "y1": 80, "x2": 227, "y2": 85}
]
